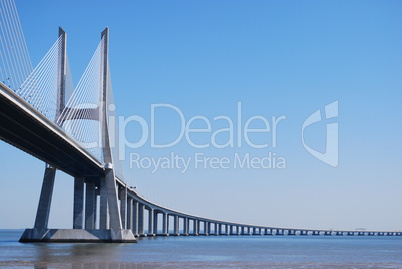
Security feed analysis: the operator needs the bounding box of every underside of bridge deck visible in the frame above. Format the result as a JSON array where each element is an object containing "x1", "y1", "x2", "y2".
[{"x1": 0, "y1": 83, "x2": 103, "y2": 179}]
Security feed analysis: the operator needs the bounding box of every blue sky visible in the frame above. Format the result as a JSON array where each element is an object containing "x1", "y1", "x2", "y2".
[{"x1": 0, "y1": 0, "x2": 401, "y2": 231}]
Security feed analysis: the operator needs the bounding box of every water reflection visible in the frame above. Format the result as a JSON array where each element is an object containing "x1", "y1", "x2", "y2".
[
  {"x1": 31, "y1": 243, "x2": 132, "y2": 267},
  {"x1": 33, "y1": 262, "x2": 163, "y2": 269},
  {"x1": 27, "y1": 241, "x2": 167, "y2": 268}
]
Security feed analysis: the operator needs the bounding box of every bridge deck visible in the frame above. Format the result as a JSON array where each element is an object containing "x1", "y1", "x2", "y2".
[{"x1": 0, "y1": 83, "x2": 103, "y2": 179}]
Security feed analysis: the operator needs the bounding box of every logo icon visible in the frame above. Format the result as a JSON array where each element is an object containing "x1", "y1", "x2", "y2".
[{"x1": 302, "y1": 101, "x2": 338, "y2": 167}]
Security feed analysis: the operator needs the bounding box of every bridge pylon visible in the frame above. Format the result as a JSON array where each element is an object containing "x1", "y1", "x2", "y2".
[{"x1": 19, "y1": 27, "x2": 136, "y2": 243}]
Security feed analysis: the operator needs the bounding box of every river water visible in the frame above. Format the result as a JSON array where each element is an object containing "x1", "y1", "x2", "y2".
[{"x1": 1, "y1": 229, "x2": 402, "y2": 268}]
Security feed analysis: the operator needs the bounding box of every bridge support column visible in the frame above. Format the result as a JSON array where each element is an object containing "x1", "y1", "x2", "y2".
[
  {"x1": 33, "y1": 165, "x2": 56, "y2": 230},
  {"x1": 147, "y1": 208, "x2": 154, "y2": 236},
  {"x1": 153, "y1": 211, "x2": 158, "y2": 235},
  {"x1": 183, "y1": 218, "x2": 188, "y2": 236},
  {"x1": 186, "y1": 218, "x2": 190, "y2": 235},
  {"x1": 192, "y1": 219, "x2": 197, "y2": 235},
  {"x1": 197, "y1": 220, "x2": 201, "y2": 235},
  {"x1": 85, "y1": 180, "x2": 96, "y2": 229},
  {"x1": 119, "y1": 186, "x2": 127, "y2": 229},
  {"x1": 173, "y1": 215, "x2": 179, "y2": 236},
  {"x1": 162, "y1": 213, "x2": 168, "y2": 235},
  {"x1": 126, "y1": 198, "x2": 132, "y2": 230},
  {"x1": 103, "y1": 168, "x2": 122, "y2": 231},
  {"x1": 99, "y1": 177, "x2": 108, "y2": 229},
  {"x1": 138, "y1": 204, "x2": 145, "y2": 236},
  {"x1": 206, "y1": 222, "x2": 211, "y2": 235},
  {"x1": 196, "y1": 220, "x2": 200, "y2": 235},
  {"x1": 132, "y1": 201, "x2": 138, "y2": 236},
  {"x1": 73, "y1": 177, "x2": 84, "y2": 229}
]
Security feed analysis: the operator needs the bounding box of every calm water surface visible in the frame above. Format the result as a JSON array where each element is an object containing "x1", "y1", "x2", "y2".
[{"x1": 1, "y1": 229, "x2": 402, "y2": 268}]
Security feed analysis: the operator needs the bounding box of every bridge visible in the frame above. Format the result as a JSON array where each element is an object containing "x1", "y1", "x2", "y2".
[{"x1": 0, "y1": 0, "x2": 400, "y2": 242}]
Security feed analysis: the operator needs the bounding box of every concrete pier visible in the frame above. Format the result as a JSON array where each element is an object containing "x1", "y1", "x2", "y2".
[
  {"x1": 73, "y1": 177, "x2": 84, "y2": 229},
  {"x1": 34, "y1": 165, "x2": 56, "y2": 230},
  {"x1": 19, "y1": 229, "x2": 136, "y2": 243}
]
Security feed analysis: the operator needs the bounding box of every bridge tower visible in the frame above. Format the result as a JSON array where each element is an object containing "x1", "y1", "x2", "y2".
[{"x1": 19, "y1": 28, "x2": 136, "y2": 243}]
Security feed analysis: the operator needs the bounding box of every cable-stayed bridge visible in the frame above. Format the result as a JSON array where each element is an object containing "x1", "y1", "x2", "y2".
[{"x1": 0, "y1": 0, "x2": 400, "y2": 242}]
